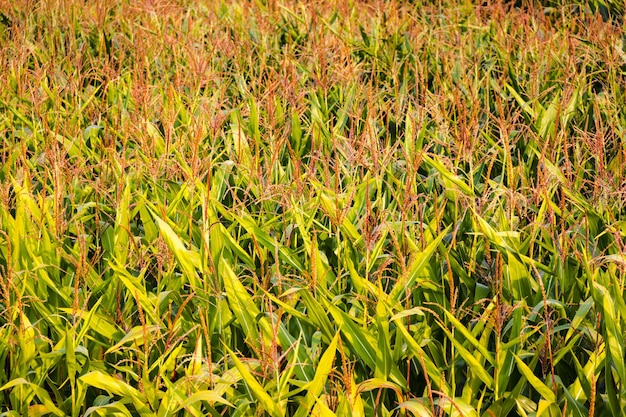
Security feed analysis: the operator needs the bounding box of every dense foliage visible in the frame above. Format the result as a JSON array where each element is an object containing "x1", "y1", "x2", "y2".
[{"x1": 1, "y1": 0, "x2": 625, "y2": 415}]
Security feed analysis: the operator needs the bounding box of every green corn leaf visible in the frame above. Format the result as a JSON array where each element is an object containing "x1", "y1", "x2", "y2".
[
  {"x1": 324, "y1": 302, "x2": 377, "y2": 368},
  {"x1": 537, "y1": 400, "x2": 561, "y2": 417},
  {"x1": 505, "y1": 83, "x2": 538, "y2": 120},
  {"x1": 442, "y1": 311, "x2": 495, "y2": 366},
  {"x1": 186, "y1": 335, "x2": 203, "y2": 376},
  {"x1": 389, "y1": 224, "x2": 450, "y2": 303},
  {"x1": 422, "y1": 154, "x2": 474, "y2": 197},
  {"x1": 230, "y1": 118, "x2": 253, "y2": 169},
  {"x1": 311, "y1": 397, "x2": 338, "y2": 417},
  {"x1": 113, "y1": 180, "x2": 131, "y2": 265},
  {"x1": 60, "y1": 304, "x2": 123, "y2": 341},
  {"x1": 437, "y1": 322, "x2": 494, "y2": 387},
  {"x1": 357, "y1": 378, "x2": 404, "y2": 402},
  {"x1": 294, "y1": 333, "x2": 339, "y2": 417},
  {"x1": 234, "y1": 211, "x2": 305, "y2": 272},
  {"x1": 225, "y1": 346, "x2": 283, "y2": 417},
  {"x1": 513, "y1": 354, "x2": 555, "y2": 403},
  {"x1": 565, "y1": 297, "x2": 594, "y2": 343},
  {"x1": 557, "y1": 379, "x2": 588, "y2": 417},
  {"x1": 536, "y1": 94, "x2": 559, "y2": 140},
  {"x1": 79, "y1": 371, "x2": 152, "y2": 416},
  {"x1": 174, "y1": 391, "x2": 233, "y2": 411},
  {"x1": 435, "y1": 397, "x2": 479, "y2": 417},
  {"x1": 397, "y1": 399, "x2": 433, "y2": 417},
  {"x1": 375, "y1": 301, "x2": 392, "y2": 381},
  {"x1": 84, "y1": 401, "x2": 133, "y2": 417},
  {"x1": 390, "y1": 307, "x2": 426, "y2": 321},
  {"x1": 65, "y1": 326, "x2": 77, "y2": 382},
  {"x1": 308, "y1": 332, "x2": 339, "y2": 397},
  {"x1": 149, "y1": 208, "x2": 201, "y2": 289},
  {"x1": 394, "y1": 318, "x2": 449, "y2": 394},
  {"x1": 104, "y1": 325, "x2": 161, "y2": 355},
  {"x1": 299, "y1": 290, "x2": 336, "y2": 343},
  {"x1": 220, "y1": 258, "x2": 262, "y2": 352},
  {"x1": 593, "y1": 282, "x2": 626, "y2": 383},
  {"x1": 0, "y1": 378, "x2": 65, "y2": 416}
]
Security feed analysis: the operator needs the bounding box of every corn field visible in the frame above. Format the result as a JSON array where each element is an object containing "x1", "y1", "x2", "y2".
[{"x1": 1, "y1": 1, "x2": 625, "y2": 416}]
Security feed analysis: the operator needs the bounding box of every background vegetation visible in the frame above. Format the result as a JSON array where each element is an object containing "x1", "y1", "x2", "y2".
[{"x1": 1, "y1": 0, "x2": 625, "y2": 415}]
